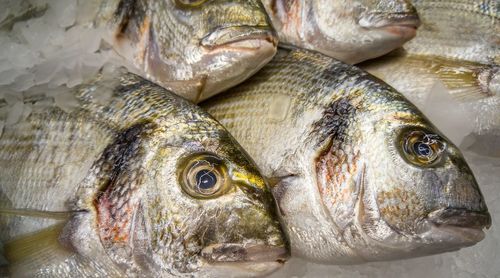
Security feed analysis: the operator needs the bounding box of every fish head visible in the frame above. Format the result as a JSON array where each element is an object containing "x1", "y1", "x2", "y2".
[
  {"x1": 271, "y1": 87, "x2": 490, "y2": 263},
  {"x1": 147, "y1": 128, "x2": 288, "y2": 276},
  {"x1": 65, "y1": 109, "x2": 287, "y2": 275},
  {"x1": 112, "y1": 0, "x2": 278, "y2": 102},
  {"x1": 350, "y1": 103, "x2": 491, "y2": 260},
  {"x1": 264, "y1": 0, "x2": 419, "y2": 63},
  {"x1": 308, "y1": 92, "x2": 490, "y2": 262}
]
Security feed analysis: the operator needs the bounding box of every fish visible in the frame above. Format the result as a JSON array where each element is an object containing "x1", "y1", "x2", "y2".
[
  {"x1": 202, "y1": 49, "x2": 492, "y2": 263},
  {"x1": 404, "y1": 0, "x2": 499, "y2": 64},
  {"x1": 261, "y1": 0, "x2": 420, "y2": 64},
  {"x1": 0, "y1": 69, "x2": 288, "y2": 277},
  {"x1": 1, "y1": 0, "x2": 278, "y2": 103}
]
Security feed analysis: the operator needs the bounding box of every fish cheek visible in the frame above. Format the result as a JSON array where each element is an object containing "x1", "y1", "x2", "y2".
[{"x1": 376, "y1": 187, "x2": 427, "y2": 234}]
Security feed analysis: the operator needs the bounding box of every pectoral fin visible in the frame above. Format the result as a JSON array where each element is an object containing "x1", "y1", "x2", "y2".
[{"x1": 4, "y1": 223, "x2": 73, "y2": 277}]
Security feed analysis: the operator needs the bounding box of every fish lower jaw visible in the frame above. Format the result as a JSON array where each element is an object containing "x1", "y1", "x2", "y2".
[
  {"x1": 199, "y1": 261, "x2": 284, "y2": 278},
  {"x1": 419, "y1": 222, "x2": 487, "y2": 246},
  {"x1": 199, "y1": 243, "x2": 288, "y2": 277}
]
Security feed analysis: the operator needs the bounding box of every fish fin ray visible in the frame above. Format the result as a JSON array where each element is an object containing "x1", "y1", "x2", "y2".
[
  {"x1": 0, "y1": 208, "x2": 78, "y2": 220},
  {"x1": 431, "y1": 59, "x2": 494, "y2": 101},
  {"x1": 4, "y1": 223, "x2": 74, "y2": 276}
]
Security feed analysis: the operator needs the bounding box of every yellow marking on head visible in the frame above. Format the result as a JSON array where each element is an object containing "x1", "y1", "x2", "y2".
[{"x1": 232, "y1": 170, "x2": 267, "y2": 190}]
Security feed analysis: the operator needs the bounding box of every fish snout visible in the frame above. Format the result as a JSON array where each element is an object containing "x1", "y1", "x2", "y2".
[{"x1": 201, "y1": 26, "x2": 278, "y2": 49}]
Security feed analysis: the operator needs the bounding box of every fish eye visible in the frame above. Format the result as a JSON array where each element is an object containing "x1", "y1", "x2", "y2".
[
  {"x1": 179, "y1": 153, "x2": 229, "y2": 198},
  {"x1": 400, "y1": 129, "x2": 447, "y2": 167},
  {"x1": 174, "y1": 0, "x2": 208, "y2": 7}
]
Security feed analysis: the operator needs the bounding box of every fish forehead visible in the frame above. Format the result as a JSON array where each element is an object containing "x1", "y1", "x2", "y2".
[{"x1": 147, "y1": 0, "x2": 270, "y2": 35}]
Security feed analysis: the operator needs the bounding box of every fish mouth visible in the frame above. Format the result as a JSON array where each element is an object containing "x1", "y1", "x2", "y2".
[
  {"x1": 358, "y1": 13, "x2": 420, "y2": 34},
  {"x1": 428, "y1": 208, "x2": 492, "y2": 229},
  {"x1": 200, "y1": 26, "x2": 278, "y2": 49},
  {"x1": 201, "y1": 243, "x2": 288, "y2": 263},
  {"x1": 408, "y1": 208, "x2": 491, "y2": 253},
  {"x1": 200, "y1": 244, "x2": 288, "y2": 277}
]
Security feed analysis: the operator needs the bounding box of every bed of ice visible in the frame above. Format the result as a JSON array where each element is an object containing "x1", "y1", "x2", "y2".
[
  {"x1": 0, "y1": 1, "x2": 499, "y2": 277},
  {"x1": 0, "y1": 0, "x2": 126, "y2": 92}
]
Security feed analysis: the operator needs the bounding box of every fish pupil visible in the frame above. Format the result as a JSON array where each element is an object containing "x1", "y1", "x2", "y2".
[
  {"x1": 414, "y1": 142, "x2": 432, "y2": 157},
  {"x1": 196, "y1": 169, "x2": 217, "y2": 190}
]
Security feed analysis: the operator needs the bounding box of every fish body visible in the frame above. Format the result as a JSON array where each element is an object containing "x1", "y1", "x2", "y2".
[
  {"x1": 1, "y1": 0, "x2": 278, "y2": 103},
  {"x1": 261, "y1": 0, "x2": 420, "y2": 64},
  {"x1": 0, "y1": 69, "x2": 287, "y2": 277},
  {"x1": 404, "y1": 0, "x2": 499, "y2": 64},
  {"x1": 202, "y1": 49, "x2": 491, "y2": 263}
]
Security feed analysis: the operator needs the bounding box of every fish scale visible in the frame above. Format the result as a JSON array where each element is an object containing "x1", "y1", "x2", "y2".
[{"x1": 0, "y1": 112, "x2": 113, "y2": 240}]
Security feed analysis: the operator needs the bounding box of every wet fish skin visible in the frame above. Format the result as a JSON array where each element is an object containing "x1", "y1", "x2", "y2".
[
  {"x1": 202, "y1": 49, "x2": 491, "y2": 263},
  {"x1": 0, "y1": 70, "x2": 287, "y2": 277},
  {"x1": 261, "y1": 0, "x2": 420, "y2": 64},
  {"x1": 98, "y1": 0, "x2": 278, "y2": 103},
  {"x1": 404, "y1": 0, "x2": 499, "y2": 64}
]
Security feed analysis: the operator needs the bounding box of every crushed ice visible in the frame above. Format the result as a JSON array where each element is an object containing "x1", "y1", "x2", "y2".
[{"x1": 0, "y1": 1, "x2": 498, "y2": 277}]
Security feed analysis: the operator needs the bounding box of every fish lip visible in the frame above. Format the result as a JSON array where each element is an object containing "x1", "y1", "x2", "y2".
[
  {"x1": 358, "y1": 13, "x2": 421, "y2": 29},
  {"x1": 427, "y1": 208, "x2": 492, "y2": 229},
  {"x1": 200, "y1": 26, "x2": 278, "y2": 49},
  {"x1": 201, "y1": 243, "x2": 289, "y2": 264}
]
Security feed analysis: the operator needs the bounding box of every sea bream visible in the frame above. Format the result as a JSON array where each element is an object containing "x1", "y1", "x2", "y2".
[
  {"x1": 202, "y1": 49, "x2": 491, "y2": 263},
  {"x1": 261, "y1": 0, "x2": 420, "y2": 64},
  {"x1": 0, "y1": 0, "x2": 278, "y2": 103},
  {"x1": 0, "y1": 69, "x2": 288, "y2": 277}
]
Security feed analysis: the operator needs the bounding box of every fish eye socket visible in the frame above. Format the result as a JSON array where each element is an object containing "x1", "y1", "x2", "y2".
[
  {"x1": 174, "y1": 0, "x2": 208, "y2": 7},
  {"x1": 179, "y1": 153, "x2": 229, "y2": 198},
  {"x1": 401, "y1": 130, "x2": 447, "y2": 167}
]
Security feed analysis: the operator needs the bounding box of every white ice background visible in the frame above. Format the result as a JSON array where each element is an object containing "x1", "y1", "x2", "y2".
[{"x1": 0, "y1": 1, "x2": 498, "y2": 277}]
